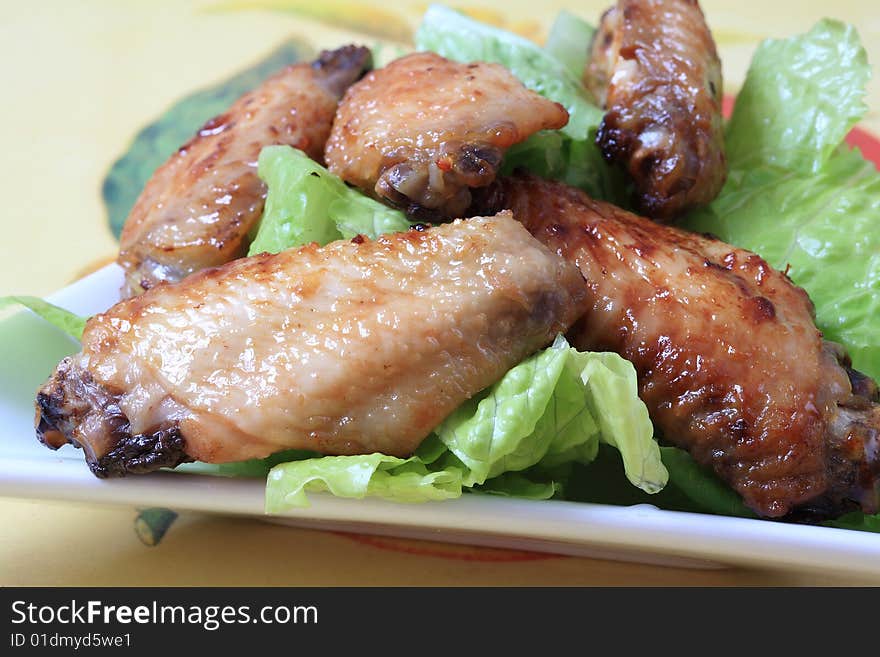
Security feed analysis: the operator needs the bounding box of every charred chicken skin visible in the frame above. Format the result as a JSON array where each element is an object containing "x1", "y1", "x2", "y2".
[
  {"x1": 585, "y1": 0, "x2": 727, "y2": 220},
  {"x1": 324, "y1": 52, "x2": 569, "y2": 221},
  {"x1": 491, "y1": 173, "x2": 879, "y2": 520},
  {"x1": 36, "y1": 213, "x2": 587, "y2": 477},
  {"x1": 117, "y1": 45, "x2": 372, "y2": 298}
]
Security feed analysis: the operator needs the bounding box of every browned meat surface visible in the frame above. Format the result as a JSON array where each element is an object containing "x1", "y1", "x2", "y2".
[
  {"x1": 585, "y1": 0, "x2": 726, "y2": 221},
  {"x1": 324, "y1": 52, "x2": 569, "y2": 221},
  {"x1": 117, "y1": 45, "x2": 372, "y2": 298},
  {"x1": 492, "y1": 173, "x2": 879, "y2": 519},
  {"x1": 36, "y1": 213, "x2": 587, "y2": 477}
]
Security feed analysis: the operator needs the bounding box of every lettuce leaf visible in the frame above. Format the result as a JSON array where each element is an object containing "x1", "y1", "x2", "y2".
[
  {"x1": 501, "y1": 130, "x2": 629, "y2": 206},
  {"x1": 433, "y1": 336, "x2": 598, "y2": 487},
  {"x1": 575, "y1": 351, "x2": 663, "y2": 492},
  {"x1": 656, "y1": 447, "x2": 755, "y2": 519},
  {"x1": 824, "y1": 511, "x2": 880, "y2": 533},
  {"x1": 544, "y1": 10, "x2": 595, "y2": 83},
  {"x1": 265, "y1": 336, "x2": 667, "y2": 510},
  {"x1": 248, "y1": 145, "x2": 415, "y2": 256},
  {"x1": 0, "y1": 296, "x2": 87, "y2": 341},
  {"x1": 266, "y1": 452, "x2": 464, "y2": 511},
  {"x1": 724, "y1": 19, "x2": 870, "y2": 173},
  {"x1": 435, "y1": 336, "x2": 665, "y2": 492},
  {"x1": 475, "y1": 471, "x2": 559, "y2": 500}
]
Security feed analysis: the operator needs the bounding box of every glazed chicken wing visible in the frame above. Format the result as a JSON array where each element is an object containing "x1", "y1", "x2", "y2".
[
  {"x1": 117, "y1": 45, "x2": 372, "y2": 298},
  {"x1": 36, "y1": 214, "x2": 587, "y2": 477},
  {"x1": 585, "y1": 0, "x2": 726, "y2": 220},
  {"x1": 324, "y1": 52, "x2": 569, "y2": 221},
  {"x1": 493, "y1": 174, "x2": 879, "y2": 519}
]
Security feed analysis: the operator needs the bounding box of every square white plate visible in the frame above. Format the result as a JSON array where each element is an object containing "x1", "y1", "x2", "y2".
[{"x1": 2, "y1": 264, "x2": 880, "y2": 577}]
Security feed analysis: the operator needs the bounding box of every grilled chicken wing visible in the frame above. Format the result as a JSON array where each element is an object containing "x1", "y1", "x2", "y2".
[
  {"x1": 117, "y1": 45, "x2": 372, "y2": 298},
  {"x1": 36, "y1": 214, "x2": 587, "y2": 477},
  {"x1": 585, "y1": 0, "x2": 726, "y2": 220},
  {"x1": 492, "y1": 174, "x2": 879, "y2": 519},
  {"x1": 324, "y1": 52, "x2": 569, "y2": 221}
]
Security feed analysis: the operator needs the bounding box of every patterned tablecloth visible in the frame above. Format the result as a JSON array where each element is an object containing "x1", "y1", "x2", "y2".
[{"x1": 2, "y1": 0, "x2": 878, "y2": 586}]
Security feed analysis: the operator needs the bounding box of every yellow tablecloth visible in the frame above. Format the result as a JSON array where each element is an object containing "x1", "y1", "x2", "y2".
[{"x1": 2, "y1": 0, "x2": 879, "y2": 586}]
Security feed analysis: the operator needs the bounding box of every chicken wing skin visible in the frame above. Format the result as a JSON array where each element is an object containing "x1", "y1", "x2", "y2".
[
  {"x1": 492, "y1": 173, "x2": 879, "y2": 519},
  {"x1": 36, "y1": 213, "x2": 587, "y2": 477},
  {"x1": 324, "y1": 52, "x2": 569, "y2": 221},
  {"x1": 585, "y1": 0, "x2": 726, "y2": 220},
  {"x1": 117, "y1": 45, "x2": 372, "y2": 298}
]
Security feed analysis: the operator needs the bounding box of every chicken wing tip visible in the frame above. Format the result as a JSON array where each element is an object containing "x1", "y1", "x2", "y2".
[{"x1": 312, "y1": 44, "x2": 373, "y2": 97}]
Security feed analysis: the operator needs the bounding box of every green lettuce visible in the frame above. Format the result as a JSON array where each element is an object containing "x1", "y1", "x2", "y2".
[
  {"x1": 825, "y1": 511, "x2": 880, "y2": 533},
  {"x1": 655, "y1": 447, "x2": 755, "y2": 519},
  {"x1": 682, "y1": 20, "x2": 878, "y2": 380},
  {"x1": 0, "y1": 296, "x2": 87, "y2": 341},
  {"x1": 544, "y1": 10, "x2": 595, "y2": 84},
  {"x1": 248, "y1": 145, "x2": 416, "y2": 255},
  {"x1": 724, "y1": 19, "x2": 870, "y2": 173},
  {"x1": 266, "y1": 336, "x2": 667, "y2": 510},
  {"x1": 434, "y1": 336, "x2": 598, "y2": 488},
  {"x1": 500, "y1": 130, "x2": 628, "y2": 206},
  {"x1": 475, "y1": 471, "x2": 561, "y2": 500},
  {"x1": 267, "y1": 451, "x2": 464, "y2": 510}
]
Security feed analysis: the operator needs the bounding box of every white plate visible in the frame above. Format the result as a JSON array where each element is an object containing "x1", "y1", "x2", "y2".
[{"x1": 2, "y1": 264, "x2": 880, "y2": 578}]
